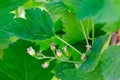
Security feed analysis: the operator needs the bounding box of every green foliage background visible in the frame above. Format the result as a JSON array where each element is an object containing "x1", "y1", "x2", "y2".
[{"x1": 0, "y1": 0, "x2": 120, "y2": 80}]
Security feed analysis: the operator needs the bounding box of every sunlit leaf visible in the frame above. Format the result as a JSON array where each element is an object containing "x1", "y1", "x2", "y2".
[{"x1": 2, "y1": 8, "x2": 55, "y2": 40}]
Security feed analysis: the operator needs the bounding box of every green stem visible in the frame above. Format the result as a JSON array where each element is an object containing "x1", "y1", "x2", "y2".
[
  {"x1": 91, "y1": 19, "x2": 94, "y2": 45},
  {"x1": 55, "y1": 36, "x2": 82, "y2": 55},
  {"x1": 61, "y1": 60, "x2": 81, "y2": 64},
  {"x1": 52, "y1": 50, "x2": 57, "y2": 57},
  {"x1": 36, "y1": 55, "x2": 81, "y2": 64},
  {"x1": 37, "y1": 56, "x2": 56, "y2": 60},
  {"x1": 80, "y1": 20, "x2": 89, "y2": 45}
]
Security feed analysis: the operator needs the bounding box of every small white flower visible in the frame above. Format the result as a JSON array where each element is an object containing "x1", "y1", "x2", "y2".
[
  {"x1": 85, "y1": 44, "x2": 92, "y2": 51},
  {"x1": 42, "y1": 62, "x2": 49, "y2": 68},
  {"x1": 81, "y1": 53, "x2": 86, "y2": 61},
  {"x1": 50, "y1": 43, "x2": 56, "y2": 51},
  {"x1": 56, "y1": 49, "x2": 62, "y2": 57},
  {"x1": 27, "y1": 47, "x2": 35, "y2": 56}
]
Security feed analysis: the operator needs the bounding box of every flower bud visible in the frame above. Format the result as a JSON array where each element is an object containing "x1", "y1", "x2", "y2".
[
  {"x1": 85, "y1": 44, "x2": 92, "y2": 51},
  {"x1": 81, "y1": 53, "x2": 86, "y2": 61},
  {"x1": 42, "y1": 62, "x2": 49, "y2": 68},
  {"x1": 56, "y1": 49, "x2": 62, "y2": 57},
  {"x1": 62, "y1": 46, "x2": 69, "y2": 56},
  {"x1": 50, "y1": 43, "x2": 56, "y2": 51},
  {"x1": 27, "y1": 47, "x2": 35, "y2": 56}
]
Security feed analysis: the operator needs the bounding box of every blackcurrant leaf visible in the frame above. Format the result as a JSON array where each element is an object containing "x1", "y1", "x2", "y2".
[{"x1": 2, "y1": 8, "x2": 55, "y2": 40}]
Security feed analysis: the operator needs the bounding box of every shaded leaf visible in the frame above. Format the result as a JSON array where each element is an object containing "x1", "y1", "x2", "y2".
[
  {"x1": 0, "y1": 39, "x2": 54, "y2": 80},
  {"x1": 54, "y1": 63, "x2": 104, "y2": 80},
  {"x1": 54, "y1": 18, "x2": 63, "y2": 32},
  {"x1": 53, "y1": 62, "x2": 75, "y2": 79}
]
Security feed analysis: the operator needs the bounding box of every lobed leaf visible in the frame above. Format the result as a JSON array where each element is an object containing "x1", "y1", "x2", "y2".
[
  {"x1": 2, "y1": 8, "x2": 55, "y2": 40},
  {"x1": 0, "y1": 39, "x2": 54, "y2": 80},
  {"x1": 62, "y1": 12, "x2": 93, "y2": 44}
]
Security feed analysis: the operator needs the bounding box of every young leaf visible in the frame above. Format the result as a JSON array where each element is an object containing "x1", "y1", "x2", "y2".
[
  {"x1": 62, "y1": 12, "x2": 93, "y2": 44},
  {"x1": 101, "y1": 45, "x2": 120, "y2": 80},
  {"x1": 81, "y1": 34, "x2": 110, "y2": 72},
  {"x1": 2, "y1": 8, "x2": 55, "y2": 40},
  {"x1": 0, "y1": 40, "x2": 54, "y2": 80},
  {"x1": 24, "y1": 0, "x2": 46, "y2": 8}
]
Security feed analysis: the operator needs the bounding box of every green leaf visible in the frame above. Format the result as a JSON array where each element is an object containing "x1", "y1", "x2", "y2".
[
  {"x1": 24, "y1": 0, "x2": 46, "y2": 8},
  {"x1": 0, "y1": 0, "x2": 27, "y2": 27},
  {"x1": 0, "y1": 13, "x2": 14, "y2": 27},
  {"x1": 63, "y1": 0, "x2": 80, "y2": 12},
  {"x1": 54, "y1": 63, "x2": 104, "y2": 80},
  {"x1": 102, "y1": 20, "x2": 120, "y2": 32},
  {"x1": 62, "y1": 0, "x2": 120, "y2": 23},
  {"x1": 101, "y1": 45, "x2": 120, "y2": 80},
  {"x1": 81, "y1": 34, "x2": 110, "y2": 72},
  {"x1": 0, "y1": 39, "x2": 54, "y2": 80},
  {"x1": 0, "y1": 0, "x2": 27, "y2": 12},
  {"x1": 0, "y1": 30, "x2": 10, "y2": 43},
  {"x1": 0, "y1": 71, "x2": 13, "y2": 80},
  {"x1": 94, "y1": 0, "x2": 118, "y2": 23},
  {"x1": 62, "y1": 12, "x2": 93, "y2": 44},
  {"x1": 54, "y1": 19, "x2": 63, "y2": 32},
  {"x1": 111, "y1": 0, "x2": 120, "y2": 17},
  {"x1": 46, "y1": 0, "x2": 67, "y2": 14},
  {"x1": 2, "y1": 8, "x2": 55, "y2": 40},
  {"x1": 35, "y1": 36, "x2": 61, "y2": 51},
  {"x1": 63, "y1": 0, "x2": 104, "y2": 20},
  {"x1": 53, "y1": 62, "x2": 75, "y2": 79}
]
